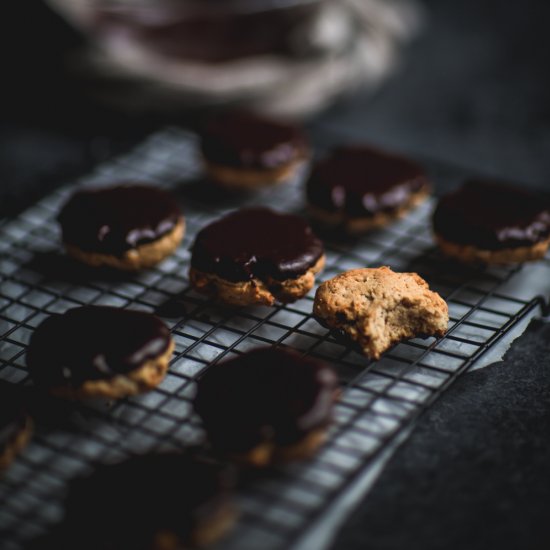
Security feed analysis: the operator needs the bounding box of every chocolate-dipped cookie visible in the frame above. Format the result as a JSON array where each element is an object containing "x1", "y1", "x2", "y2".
[
  {"x1": 27, "y1": 306, "x2": 174, "y2": 399},
  {"x1": 58, "y1": 184, "x2": 184, "y2": 270},
  {"x1": 0, "y1": 381, "x2": 32, "y2": 472},
  {"x1": 190, "y1": 207, "x2": 325, "y2": 306},
  {"x1": 306, "y1": 145, "x2": 430, "y2": 234},
  {"x1": 194, "y1": 348, "x2": 338, "y2": 466},
  {"x1": 433, "y1": 180, "x2": 550, "y2": 264},
  {"x1": 63, "y1": 453, "x2": 236, "y2": 549},
  {"x1": 200, "y1": 111, "x2": 308, "y2": 189}
]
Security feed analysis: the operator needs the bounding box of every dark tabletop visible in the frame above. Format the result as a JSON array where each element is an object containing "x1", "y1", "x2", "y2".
[{"x1": 1, "y1": 1, "x2": 550, "y2": 549}]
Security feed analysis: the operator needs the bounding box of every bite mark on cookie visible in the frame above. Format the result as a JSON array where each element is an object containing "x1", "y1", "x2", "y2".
[{"x1": 313, "y1": 267, "x2": 448, "y2": 359}]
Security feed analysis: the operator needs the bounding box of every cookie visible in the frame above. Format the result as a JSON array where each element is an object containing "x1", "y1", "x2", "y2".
[
  {"x1": 190, "y1": 207, "x2": 325, "y2": 306},
  {"x1": 200, "y1": 111, "x2": 308, "y2": 189},
  {"x1": 194, "y1": 347, "x2": 338, "y2": 467},
  {"x1": 27, "y1": 306, "x2": 174, "y2": 399},
  {"x1": 313, "y1": 267, "x2": 448, "y2": 360},
  {"x1": 306, "y1": 145, "x2": 430, "y2": 234},
  {"x1": 433, "y1": 180, "x2": 550, "y2": 264},
  {"x1": 0, "y1": 381, "x2": 32, "y2": 472},
  {"x1": 63, "y1": 453, "x2": 236, "y2": 549},
  {"x1": 58, "y1": 184, "x2": 184, "y2": 271}
]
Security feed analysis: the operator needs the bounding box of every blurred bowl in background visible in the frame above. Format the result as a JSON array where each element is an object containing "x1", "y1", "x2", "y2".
[{"x1": 46, "y1": 0, "x2": 424, "y2": 117}]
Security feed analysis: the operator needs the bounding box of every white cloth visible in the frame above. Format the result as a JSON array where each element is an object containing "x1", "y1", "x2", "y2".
[{"x1": 47, "y1": 0, "x2": 424, "y2": 116}]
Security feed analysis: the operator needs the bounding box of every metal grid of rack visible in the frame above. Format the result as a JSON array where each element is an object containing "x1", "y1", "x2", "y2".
[{"x1": 0, "y1": 128, "x2": 545, "y2": 549}]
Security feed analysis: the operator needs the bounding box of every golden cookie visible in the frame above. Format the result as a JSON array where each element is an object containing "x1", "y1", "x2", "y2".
[
  {"x1": 194, "y1": 348, "x2": 338, "y2": 467},
  {"x1": 0, "y1": 381, "x2": 33, "y2": 472},
  {"x1": 306, "y1": 145, "x2": 430, "y2": 234},
  {"x1": 200, "y1": 111, "x2": 308, "y2": 189},
  {"x1": 58, "y1": 184, "x2": 185, "y2": 271},
  {"x1": 64, "y1": 453, "x2": 237, "y2": 549},
  {"x1": 27, "y1": 306, "x2": 174, "y2": 399},
  {"x1": 313, "y1": 267, "x2": 448, "y2": 359},
  {"x1": 190, "y1": 207, "x2": 325, "y2": 306},
  {"x1": 433, "y1": 180, "x2": 550, "y2": 264}
]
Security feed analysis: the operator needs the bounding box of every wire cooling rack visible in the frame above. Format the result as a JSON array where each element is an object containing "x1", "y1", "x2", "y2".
[{"x1": 0, "y1": 128, "x2": 546, "y2": 550}]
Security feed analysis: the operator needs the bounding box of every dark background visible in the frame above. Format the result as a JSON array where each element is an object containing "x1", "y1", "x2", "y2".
[
  {"x1": 2, "y1": 0, "x2": 549, "y2": 217},
  {"x1": 1, "y1": 1, "x2": 550, "y2": 548}
]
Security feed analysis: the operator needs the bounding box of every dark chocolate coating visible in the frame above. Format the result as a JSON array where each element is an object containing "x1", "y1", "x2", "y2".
[
  {"x1": 200, "y1": 111, "x2": 307, "y2": 170},
  {"x1": 433, "y1": 180, "x2": 550, "y2": 250},
  {"x1": 193, "y1": 347, "x2": 338, "y2": 454},
  {"x1": 0, "y1": 382, "x2": 28, "y2": 457},
  {"x1": 191, "y1": 207, "x2": 324, "y2": 282},
  {"x1": 64, "y1": 453, "x2": 234, "y2": 549},
  {"x1": 26, "y1": 306, "x2": 171, "y2": 388},
  {"x1": 306, "y1": 145, "x2": 429, "y2": 217},
  {"x1": 58, "y1": 185, "x2": 182, "y2": 256}
]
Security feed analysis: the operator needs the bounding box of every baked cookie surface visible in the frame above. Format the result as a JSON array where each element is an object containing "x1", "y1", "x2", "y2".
[
  {"x1": 27, "y1": 306, "x2": 174, "y2": 399},
  {"x1": 63, "y1": 453, "x2": 236, "y2": 549},
  {"x1": 306, "y1": 145, "x2": 429, "y2": 234},
  {"x1": 200, "y1": 111, "x2": 308, "y2": 189},
  {"x1": 190, "y1": 207, "x2": 325, "y2": 306},
  {"x1": 58, "y1": 184, "x2": 184, "y2": 270},
  {"x1": 433, "y1": 180, "x2": 550, "y2": 264},
  {"x1": 193, "y1": 347, "x2": 338, "y2": 466},
  {"x1": 0, "y1": 381, "x2": 32, "y2": 472},
  {"x1": 314, "y1": 267, "x2": 448, "y2": 360}
]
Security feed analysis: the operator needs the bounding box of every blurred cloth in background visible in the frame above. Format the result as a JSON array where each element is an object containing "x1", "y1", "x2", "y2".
[{"x1": 46, "y1": 0, "x2": 423, "y2": 117}]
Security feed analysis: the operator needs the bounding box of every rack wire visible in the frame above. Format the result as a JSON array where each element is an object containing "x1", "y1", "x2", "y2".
[{"x1": 0, "y1": 128, "x2": 546, "y2": 550}]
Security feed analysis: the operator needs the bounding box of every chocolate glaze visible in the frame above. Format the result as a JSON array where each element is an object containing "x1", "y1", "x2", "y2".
[
  {"x1": 191, "y1": 207, "x2": 324, "y2": 282},
  {"x1": 0, "y1": 382, "x2": 28, "y2": 456},
  {"x1": 306, "y1": 146, "x2": 429, "y2": 217},
  {"x1": 64, "y1": 453, "x2": 234, "y2": 549},
  {"x1": 58, "y1": 185, "x2": 182, "y2": 256},
  {"x1": 433, "y1": 180, "x2": 550, "y2": 250},
  {"x1": 200, "y1": 112, "x2": 307, "y2": 170},
  {"x1": 27, "y1": 306, "x2": 171, "y2": 388},
  {"x1": 193, "y1": 347, "x2": 338, "y2": 454}
]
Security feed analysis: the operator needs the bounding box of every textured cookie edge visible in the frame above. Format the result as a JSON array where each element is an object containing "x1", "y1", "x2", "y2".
[
  {"x1": 230, "y1": 426, "x2": 330, "y2": 468},
  {"x1": 204, "y1": 156, "x2": 306, "y2": 189},
  {"x1": 190, "y1": 254, "x2": 326, "y2": 306},
  {"x1": 308, "y1": 187, "x2": 430, "y2": 234},
  {"x1": 313, "y1": 266, "x2": 449, "y2": 360},
  {"x1": 435, "y1": 234, "x2": 550, "y2": 265},
  {"x1": 64, "y1": 217, "x2": 185, "y2": 271},
  {"x1": 49, "y1": 338, "x2": 174, "y2": 400},
  {"x1": 0, "y1": 414, "x2": 33, "y2": 472}
]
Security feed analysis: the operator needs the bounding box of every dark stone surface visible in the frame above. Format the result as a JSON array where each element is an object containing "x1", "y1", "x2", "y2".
[{"x1": 332, "y1": 319, "x2": 550, "y2": 550}]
